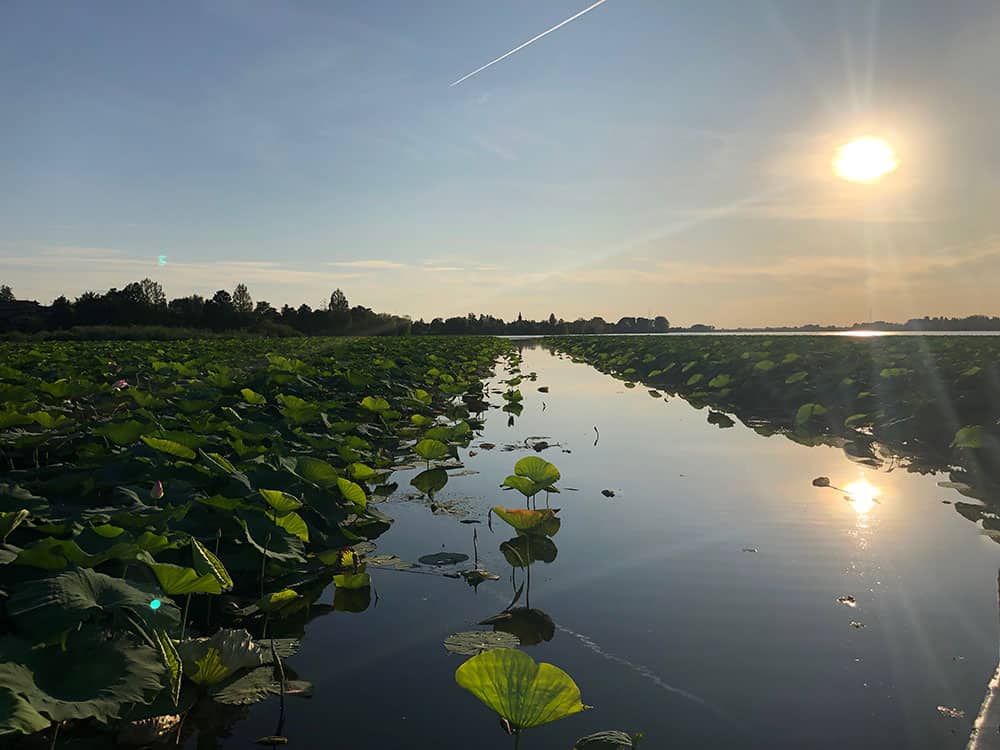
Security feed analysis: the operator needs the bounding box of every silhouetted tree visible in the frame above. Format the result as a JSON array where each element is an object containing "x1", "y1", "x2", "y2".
[
  {"x1": 328, "y1": 289, "x2": 348, "y2": 313},
  {"x1": 139, "y1": 278, "x2": 166, "y2": 307},
  {"x1": 232, "y1": 283, "x2": 253, "y2": 314},
  {"x1": 0, "y1": 285, "x2": 15, "y2": 302},
  {"x1": 654, "y1": 315, "x2": 670, "y2": 332}
]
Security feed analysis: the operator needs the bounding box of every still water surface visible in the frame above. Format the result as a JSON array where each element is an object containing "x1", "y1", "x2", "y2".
[{"x1": 198, "y1": 341, "x2": 1000, "y2": 749}]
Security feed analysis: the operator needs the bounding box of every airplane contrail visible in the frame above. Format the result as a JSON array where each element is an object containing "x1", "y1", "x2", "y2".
[{"x1": 450, "y1": 0, "x2": 612, "y2": 87}]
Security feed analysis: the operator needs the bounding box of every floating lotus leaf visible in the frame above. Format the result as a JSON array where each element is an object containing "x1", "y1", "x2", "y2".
[
  {"x1": 443, "y1": 630, "x2": 520, "y2": 656},
  {"x1": 574, "y1": 730, "x2": 643, "y2": 749},
  {"x1": 418, "y1": 552, "x2": 469, "y2": 566},
  {"x1": 454, "y1": 648, "x2": 589, "y2": 730}
]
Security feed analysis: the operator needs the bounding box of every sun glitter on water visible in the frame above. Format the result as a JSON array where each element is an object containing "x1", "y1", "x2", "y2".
[
  {"x1": 833, "y1": 136, "x2": 899, "y2": 183},
  {"x1": 844, "y1": 478, "x2": 881, "y2": 514}
]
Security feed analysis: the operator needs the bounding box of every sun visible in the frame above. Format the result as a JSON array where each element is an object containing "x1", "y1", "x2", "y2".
[{"x1": 833, "y1": 136, "x2": 899, "y2": 183}]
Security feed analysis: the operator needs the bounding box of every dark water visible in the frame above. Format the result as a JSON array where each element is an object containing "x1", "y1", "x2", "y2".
[{"x1": 195, "y1": 342, "x2": 1000, "y2": 749}]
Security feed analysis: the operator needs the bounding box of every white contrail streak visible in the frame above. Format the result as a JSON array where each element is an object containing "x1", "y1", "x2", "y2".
[{"x1": 450, "y1": 0, "x2": 611, "y2": 87}]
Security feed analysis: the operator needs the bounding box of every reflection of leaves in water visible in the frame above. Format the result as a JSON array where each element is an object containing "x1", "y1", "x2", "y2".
[
  {"x1": 500, "y1": 535, "x2": 558, "y2": 567},
  {"x1": 418, "y1": 552, "x2": 469, "y2": 566},
  {"x1": 574, "y1": 730, "x2": 644, "y2": 749},
  {"x1": 443, "y1": 631, "x2": 520, "y2": 656},
  {"x1": 410, "y1": 468, "x2": 448, "y2": 498},
  {"x1": 707, "y1": 411, "x2": 735, "y2": 429},
  {"x1": 480, "y1": 607, "x2": 555, "y2": 646}
]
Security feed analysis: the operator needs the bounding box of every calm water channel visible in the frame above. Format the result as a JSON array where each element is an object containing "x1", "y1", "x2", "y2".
[{"x1": 195, "y1": 340, "x2": 1000, "y2": 749}]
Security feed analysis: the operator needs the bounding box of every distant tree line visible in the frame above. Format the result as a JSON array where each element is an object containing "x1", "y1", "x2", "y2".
[
  {"x1": 0, "y1": 281, "x2": 411, "y2": 336},
  {"x1": 410, "y1": 313, "x2": 671, "y2": 336}
]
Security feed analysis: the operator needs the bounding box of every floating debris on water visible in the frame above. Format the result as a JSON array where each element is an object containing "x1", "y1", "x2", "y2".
[
  {"x1": 601, "y1": 489, "x2": 616, "y2": 498},
  {"x1": 812, "y1": 476, "x2": 832, "y2": 487},
  {"x1": 742, "y1": 547, "x2": 758, "y2": 553},
  {"x1": 479, "y1": 442, "x2": 496, "y2": 450},
  {"x1": 936, "y1": 706, "x2": 965, "y2": 719},
  {"x1": 837, "y1": 595, "x2": 857, "y2": 608},
  {"x1": 850, "y1": 621, "x2": 865, "y2": 629}
]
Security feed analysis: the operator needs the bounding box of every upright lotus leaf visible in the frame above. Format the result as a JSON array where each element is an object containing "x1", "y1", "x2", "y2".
[
  {"x1": 140, "y1": 435, "x2": 197, "y2": 461},
  {"x1": 260, "y1": 489, "x2": 303, "y2": 515},
  {"x1": 240, "y1": 388, "x2": 267, "y2": 405},
  {"x1": 6, "y1": 568, "x2": 180, "y2": 645},
  {"x1": 514, "y1": 456, "x2": 560, "y2": 487},
  {"x1": 191, "y1": 538, "x2": 234, "y2": 591},
  {"x1": 0, "y1": 635, "x2": 164, "y2": 723},
  {"x1": 14, "y1": 537, "x2": 100, "y2": 570},
  {"x1": 93, "y1": 419, "x2": 147, "y2": 446},
  {"x1": 414, "y1": 438, "x2": 450, "y2": 462},
  {"x1": 492, "y1": 507, "x2": 561, "y2": 536},
  {"x1": 153, "y1": 630, "x2": 183, "y2": 707},
  {"x1": 360, "y1": 396, "x2": 390, "y2": 413},
  {"x1": 238, "y1": 514, "x2": 306, "y2": 562},
  {"x1": 274, "y1": 510, "x2": 309, "y2": 542},
  {"x1": 295, "y1": 456, "x2": 340, "y2": 488},
  {"x1": 147, "y1": 561, "x2": 224, "y2": 595},
  {"x1": 176, "y1": 629, "x2": 264, "y2": 686},
  {"x1": 336, "y1": 477, "x2": 367, "y2": 509},
  {"x1": 952, "y1": 425, "x2": 986, "y2": 449},
  {"x1": 502, "y1": 475, "x2": 544, "y2": 498},
  {"x1": 0, "y1": 509, "x2": 28, "y2": 543},
  {"x1": 454, "y1": 648, "x2": 589, "y2": 730},
  {"x1": 348, "y1": 463, "x2": 377, "y2": 482}
]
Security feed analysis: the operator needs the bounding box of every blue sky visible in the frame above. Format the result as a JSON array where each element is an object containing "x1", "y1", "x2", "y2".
[{"x1": 2, "y1": 0, "x2": 999, "y2": 326}]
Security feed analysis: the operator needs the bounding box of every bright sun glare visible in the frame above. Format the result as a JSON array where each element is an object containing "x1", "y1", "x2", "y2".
[
  {"x1": 844, "y1": 478, "x2": 881, "y2": 514},
  {"x1": 833, "y1": 136, "x2": 899, "y2": 183}
]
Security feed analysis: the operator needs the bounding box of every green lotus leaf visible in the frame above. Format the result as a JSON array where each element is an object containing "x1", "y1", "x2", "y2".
[
  {"x1": 952, "y1": 425, "x2": 986, "y2": 449},
  {"x1": 514, "y1": 456, "x2": 560, "y2": 486},
  {"x1": 492, "y1": 507, "x2": 561, "y2": 536},
  {"x1": 502, "y1": 475, "x2": 544, "y2": 498},
  {"x1": 274, "y1": 510, "x2": 309, "y2": 542},
  {"x1": 93, "y1": 419, "x2": 147, "y2": 445},
  {"x1": 153, "y1": 630, "x2": 183, "y2": 707},
  {"x1": 191, "y1": 538, "x2": 234, "y2": 591},
  {"x1": 240, "y1": 388, "x2": 267, "y2": 405},
  {"x1": 500, "y1": 535, "x2": 558, "y2": 567},
  {"x1": 176, "y1": 629, "x2": 264, "y2": 686},
  {"x1": 238, "y1": 514, "x2": 306, "y2": 562},
  {"x1": 296, "y1": 456, "x2": 340, "y2": 487},
  {"x1": 348, "y1": 463, "x2": 377, "y2": 482},
  {"x1": 14, "y1": 537, "x2": 100, "y2": 570},
  {"x1": 202, "y1": 450, "x2": 240, "y2": 475},
  {"x1": 360, "y1": 396, "x2": 390, "y2": 412},
  {"x1": 260, "y1": 489, "x2": 303, "y2": 515},
  {"x1": 0, "y1": 635, "x2": 164, "y2": 724},
  {"x1": 794, "y1": 403, "x2": 828, "y2": 425},
  {"x1": 454, "y1": 648, "x2": 589, "y2": 730},
  {"x1": 336, "y1": 477, "x2": 367, "y2": 508},
  {"x1": 0, "y1": 686, "x2": 50, "y2": 736},
  {"x1": 256, "y1": 588, "x2": 302, "y2": 613},
  {"x1": 414, "y1": 438, "x2": 450, "y2": 461},
  {"x1": 333, "y1": 572, "x2": 371, "y2": 590},
  {"x1": 147, "y1": 561, "x2": 224, "y2": 595},
  {"x1": 0, "y1": 509, "x2": 28, "y2": 543},
  {"x1": 6, "y1": 568, "x2": 180, "y2": 644},
  {"x1": 141, "y1": 435, "x2": 197, "y2": 460}
]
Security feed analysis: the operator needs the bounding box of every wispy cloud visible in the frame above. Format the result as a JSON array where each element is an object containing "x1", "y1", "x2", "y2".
[
  {"x1": 328, "y1": 259, "x2": 409, "y2": 270},
  {"x1": 450, "y1": 0, "x2": 612, "y2": 87},
  {"x1": 422, "y1": 266, "x2": 464, "y2": 272}
]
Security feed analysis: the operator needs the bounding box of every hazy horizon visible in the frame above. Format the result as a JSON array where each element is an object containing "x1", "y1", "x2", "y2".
[{"x1": 3, "y1": 0, "x2": 999, "y2": 328}]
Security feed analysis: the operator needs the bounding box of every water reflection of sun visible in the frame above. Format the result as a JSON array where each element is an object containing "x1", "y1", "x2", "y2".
[{"x1": 845, "y1": 478, "x2": 880, "y2": 515}]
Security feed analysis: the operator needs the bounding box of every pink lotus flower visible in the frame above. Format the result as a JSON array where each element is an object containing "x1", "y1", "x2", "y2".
[
  {"x1": 113, "y1": 379, "x2": 129, "y2": 390},
  {"x1": 151, "y1": 480, "x2": 164, "y2": 500}
]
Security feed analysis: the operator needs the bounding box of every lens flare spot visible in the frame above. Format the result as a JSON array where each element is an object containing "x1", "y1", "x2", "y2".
[{"x1": 149, "y1": 598, "x2": 162, "y2": 610}]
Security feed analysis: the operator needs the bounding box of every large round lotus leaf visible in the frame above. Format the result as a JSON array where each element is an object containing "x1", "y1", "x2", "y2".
[
  {"x1": 500, "y1": 535, "x2": 558, "y2": 568},
  {"x1": 444, "y1": 631, "x2": 520, "y2": 656},
  {"x1": 574, "y1": 730, "x2": 641, "y2": 749},
  {"x1": 0, "y1": 635, "x2": 163, "y2": 724},
  {"x1": 501, "y1": 475, "x2": 544, "y2": 498},
  {"x1": 6, "y1": 568, "x2": 180, "y2": 644},
  {"x1": 413, "y1": 438, "x2": 449, "y2": 461},
  {"x1": 454, "y1": 648, "x2": 588, "y2": 730},
  {"x1": 513, "y1": 456, "x2": 560, "y2": 485}
]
